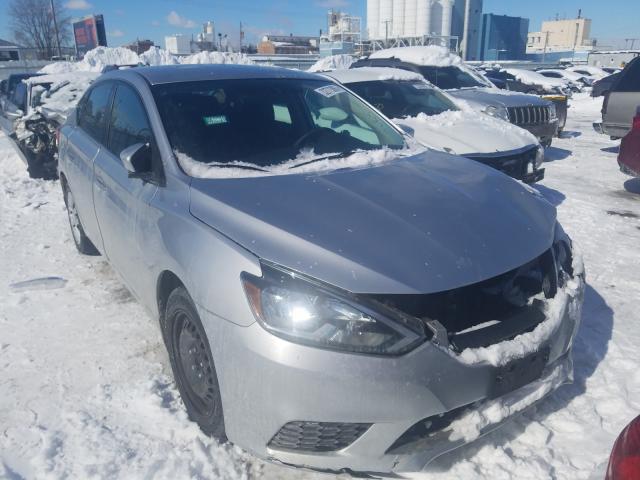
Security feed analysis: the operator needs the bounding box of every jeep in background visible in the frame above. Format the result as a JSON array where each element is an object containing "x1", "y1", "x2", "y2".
[{"x1": 355, "y1": 47, "x2": 559, "y2": 147}]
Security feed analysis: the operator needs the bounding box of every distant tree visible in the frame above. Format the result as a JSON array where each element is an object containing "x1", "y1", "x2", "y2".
[{"x1": 7, "y1": 0, "x2": 70, "y2": 59}]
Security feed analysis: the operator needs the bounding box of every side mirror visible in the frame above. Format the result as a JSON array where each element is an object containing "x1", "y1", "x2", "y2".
[
  {"x1": 120, "y1": 142, "x2": 152, "y2": 176},
  {"x1": 397, "y1": 123, "x2": 415, "y2": 137}
]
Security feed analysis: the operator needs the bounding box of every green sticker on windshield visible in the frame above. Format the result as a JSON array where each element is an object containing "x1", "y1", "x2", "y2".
[{"x1": 203, "y1": 115, "x2": 228, "y2": 126}]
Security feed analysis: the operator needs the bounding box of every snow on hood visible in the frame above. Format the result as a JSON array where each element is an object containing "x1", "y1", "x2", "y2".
[
  {"x1": 188, "y1": 150, "x2": 557, "y2": 295},
  {"x1": 175, "y1": 147, "x2": 421, "y2": 179},
  {"x1": 38, "y1": 46, "x2": 254, "y2": 74},
  {"x1": 395, "y1": 109, "x2": 538, "y2": 155},
  {"x1": 370, "y1": 46, "x2": 462, "y2": 67},
  {"x1": 308, "y1": 54, "x2": 356, "y2": 72}
]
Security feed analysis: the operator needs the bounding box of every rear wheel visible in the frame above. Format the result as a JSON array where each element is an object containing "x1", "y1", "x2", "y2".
[
  {"x1": 164, "y1": 287, "x2": 227, "y2": 441},
  {"x1": 62, "y1": 182, "x2": 99, "y2": 255}
]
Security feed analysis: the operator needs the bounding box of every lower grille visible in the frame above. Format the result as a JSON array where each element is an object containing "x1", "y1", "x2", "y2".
[
  {"x1": 268, "y1": 421, "x2": 371, "y2": 453},
  {"x1": 468, "y1": 147, "x2": 537, "y2": 181},
  {"x1": 507, "y1": 105, "x2": 551, "y2": 126}
]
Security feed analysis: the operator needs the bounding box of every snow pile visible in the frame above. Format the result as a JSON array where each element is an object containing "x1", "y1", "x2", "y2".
[
  {"x1": 28, "y1": 72, "x2": 99, "y2": 120},
  {"x1": 176, "y1": 147, "x2": 421, "y2": 179},
  {"x1": 369, "y1": 46, "x2": 462, "y2": 67},
  {"x1": 308, "y1": 54, "x2": 355, "y2": 72},
  {"x1": 39, "y1": 46, "x2": 254, "y2": 74},
  {"x1": 457, "y1": 251, "x2": 585, "y2": 367},
  {"x1": 447, "y1": 362, "x2": 570, "y2": 443}
]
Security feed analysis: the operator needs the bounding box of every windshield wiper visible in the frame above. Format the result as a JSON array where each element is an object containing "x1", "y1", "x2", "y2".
[
  {"x1": 289, "y1": 151, "x2": 358, "y2": 169},
  {"x1": 206, "y1": 162, "x2": 267, "y2": 172}
]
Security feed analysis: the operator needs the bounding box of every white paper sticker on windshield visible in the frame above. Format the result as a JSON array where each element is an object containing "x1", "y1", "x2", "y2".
[
  {"x1": 412, "y1": 82, "x2": 430, "y2": 90},
  {"x1": 315, "y1": 85, "x2": 345, "y2": 98}
]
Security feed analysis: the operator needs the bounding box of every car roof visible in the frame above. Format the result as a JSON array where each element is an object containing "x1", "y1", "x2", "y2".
[
  {"x1": 101, "y1": 63, "x2": 324, "y2": 86},
  {"x1": 323, "y1": 67, "x2": 424, "y2": 84}
]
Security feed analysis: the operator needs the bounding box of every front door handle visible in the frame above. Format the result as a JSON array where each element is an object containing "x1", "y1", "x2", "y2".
[{"x1": 95, "y1": 175, "x2": 107, "y2": 189}]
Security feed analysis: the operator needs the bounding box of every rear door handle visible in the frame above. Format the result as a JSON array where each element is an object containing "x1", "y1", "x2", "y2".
[{"x1": 95, "y1": 175, "x2": 107, "y2": 189}]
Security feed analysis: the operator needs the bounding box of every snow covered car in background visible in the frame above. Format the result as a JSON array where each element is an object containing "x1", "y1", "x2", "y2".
[
  {"x1": 500, "y1": 68, "x2": 572, "y2": 96},
  {"x1": 617, "y1": 107, "x2": 640, "y2": 177},
  {"x1": 0, "y1": 72, "x2": 97, "y2": 179},
  {"x1": 354, "y1": 47, "x2": 559, "y2": 147},
  {"x1": 57, "y1": 64, "x2": 584, "y2": 476},
  {"x1": 325, "y1": 67, "x2": 545, "y2": 183},
  {"x1": 567, "y1": 65, "x2": 609, "y2": 81},
  {"x1": 536, "y1": 69, "x2": 588, "y2": 91}
]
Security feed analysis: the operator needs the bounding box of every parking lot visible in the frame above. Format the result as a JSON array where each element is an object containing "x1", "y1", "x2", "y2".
[{"x1": 0, "y1": 91, "x2": 638, "y2": 479}]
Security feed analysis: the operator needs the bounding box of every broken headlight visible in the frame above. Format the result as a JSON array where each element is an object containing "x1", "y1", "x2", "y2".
[{"x1": 242, "y1": 263, "x2": 425, "y2": 355}]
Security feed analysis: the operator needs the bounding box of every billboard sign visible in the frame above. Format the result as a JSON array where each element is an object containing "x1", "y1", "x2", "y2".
[{"x1": 73, "y1": 15, "x2": 107, "y2": 57}]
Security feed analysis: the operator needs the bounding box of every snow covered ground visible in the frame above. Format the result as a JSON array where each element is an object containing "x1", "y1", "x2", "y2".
[{"x1": 1, "y1": 93, "x2": 639, "y2": 479}]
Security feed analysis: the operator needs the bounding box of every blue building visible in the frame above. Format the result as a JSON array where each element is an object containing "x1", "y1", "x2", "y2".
[{"x1": 478, "y1": 14, "x2": 529, "y2": 61}]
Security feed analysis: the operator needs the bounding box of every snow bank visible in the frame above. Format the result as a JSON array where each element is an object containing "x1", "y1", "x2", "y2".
[
  {"x1": 39, "y1": 46, "x2": 254, "y2": 74},
  {"x1": 176, "y1": 147, "x2": 420, "y2": 179},
  {"x1": 457, "y1": 251, "x2": 585, "y2": 367},
  {"x1": 369, "y1": 46, "x2": 462, "y2": 67},
  {"x1": 308, "y1": 54, "x2": 355, "y2": 72}
]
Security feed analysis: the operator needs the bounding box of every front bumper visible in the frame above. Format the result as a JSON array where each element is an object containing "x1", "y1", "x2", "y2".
[{"x1": 199, "y1": 275, "x2": 585, "y2": 476}]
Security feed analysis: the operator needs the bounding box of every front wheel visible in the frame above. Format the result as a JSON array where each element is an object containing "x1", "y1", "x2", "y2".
[
  {"x1": 164, "y1": 287, "x2": 227, "y2": 441},
  {"x1": 63, "y1": 182, "x2": 99, "y2": 255}
]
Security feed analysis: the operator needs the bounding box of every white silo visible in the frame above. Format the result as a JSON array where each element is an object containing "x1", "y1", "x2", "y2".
[
  {"x1": 416, "y1": 0, "x2": 432, "y2": 37},
  {"x1": 392, "y1": 0, "x2": 406, "y2": 38},
  {"x1": 404, "y1": 0, "x2": 418, "y2": 37},
  {"x1": 379, "y1": 0, "x2": 393, "y2": 40},
  {"x1": 440, "y1": 0, "x2": 454, "y2": 37},
  {"x1": 367, "y1": 0, "x2": 380, "y2": 40}
]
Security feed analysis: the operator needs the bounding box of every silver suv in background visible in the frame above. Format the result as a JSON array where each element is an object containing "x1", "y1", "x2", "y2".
[
  {"x1": 354, "y1": 47, "x2": 559, "y2": 147},
  {"x1": 57, "y1": 64, "x2": 584, "y2": 476},
  {"x1": 594, "y1": 57, "x2": 640, "y2": 139}
]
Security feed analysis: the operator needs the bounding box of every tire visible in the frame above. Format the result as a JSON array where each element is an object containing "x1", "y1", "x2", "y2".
[
  {"x1": 164, "y1": 286, "x2": 227, "y2": 441},
  {"x1": 62, "y1": 182, "x2": 100, "y2": 255}
]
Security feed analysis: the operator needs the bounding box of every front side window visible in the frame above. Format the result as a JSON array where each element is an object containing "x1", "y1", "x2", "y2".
[
  {"x1": 78, "y1": 83, "x2": 113, "y2": 144},
  {"x1": 152, "y1": 78, "x2": 406, "y2": 169},
  {"x1": 108, "y1": 84, "x2": 153, "y2": 157},
  {"x1": 614, "y1": 61, "x2": 640, "y2": 93},
  {"x1": 347, "y1": 80, "x2": 458, "y2": 119}
]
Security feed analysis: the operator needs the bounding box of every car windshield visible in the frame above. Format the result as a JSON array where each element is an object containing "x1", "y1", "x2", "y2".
[
  {"x1": 152, "y1": 78, "x2": 406, "y2": 168},
  {"x1": 418, "y1": 65, "x2": 488, "y2": 90},
  {"x1": 347, "y1": 80, "x2": 458, "y2": 118}
]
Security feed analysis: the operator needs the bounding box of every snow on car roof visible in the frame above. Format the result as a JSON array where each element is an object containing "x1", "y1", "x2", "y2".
[
  {"x1": 308, "y1": 54, "x2": 356, "y2": 72},
  {"x1": 323, "y1": 67, "x2": 424, "y2": 84},
  {"x1": 369, "y1": 46, "x2": 463, "y2": 67},
  {"x1": 503, "y1": 68, "x2": 567, "y2": 87}
]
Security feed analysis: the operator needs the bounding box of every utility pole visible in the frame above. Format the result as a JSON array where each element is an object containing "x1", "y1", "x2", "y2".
[
  {"x1": 542, "y1": 30, "x2": 549, "y2": 63},
  {"x1": 239, "y1": 22, "x2": 243, "y2": 53},
  {"x1": 50, "y1": 0, "x2": 62, "y2": 58},
  {"x1": 383, "y1": 19, "x2": 391, "y2": 47}
]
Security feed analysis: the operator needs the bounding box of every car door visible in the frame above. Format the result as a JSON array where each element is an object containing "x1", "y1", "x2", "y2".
[
  {"x1": 605, "y1": 59, "x2": 640, "y2": 137},
  {"x1": 64, "y1": 81, "x2": 114, "y2": 252},
  {"x1": 92, "y1": 81, "x2": 159, "y2": 298}
]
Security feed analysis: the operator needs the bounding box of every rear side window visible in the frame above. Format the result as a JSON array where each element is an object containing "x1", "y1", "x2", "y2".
[
  {"x1": 614, "y1": 61, "x2": 640, "y2": 93},
  {"x1": 107, "y1": 84, "x2": 152, "y2": 157},
  {"x1": 78, "y1": 83, "x2": 113, "y2": 144},
  {"x1": 11, "y1": 83, "x2": 27, "y2": 110}
]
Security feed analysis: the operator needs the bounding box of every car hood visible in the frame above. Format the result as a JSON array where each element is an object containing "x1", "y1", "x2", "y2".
[
  {"x1": 448, "y1": 87, "x2": 551, "y2": 108},
  {"x1": 394, "y1": 110, "x2": 537, "y2": 155},
  {"x1": 189, "y1": 151, "x2": 556, "y2": 294}
]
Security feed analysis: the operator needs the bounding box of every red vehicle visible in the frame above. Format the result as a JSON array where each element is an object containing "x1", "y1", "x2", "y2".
[
  {"x1": 606, "y1": 414, "x2": 640, "y2": 479},
  {"x1": 618, "y1": 107, "x2": 640, "y2": 177}
]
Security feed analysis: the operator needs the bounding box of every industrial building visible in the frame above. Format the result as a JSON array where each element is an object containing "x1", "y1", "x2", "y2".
[
  {"x1": 527, "y1": 15, "x2": 592, "y2": 52},
  {"x1": 257, "y1": 35, "x2": 319, "y2": 55},
  {"x1": 478, "y1": 13, "x2": 529, "y2": 61},
  {"x1": 320, "y1": 10, "x2": 362, "y2": 57}
]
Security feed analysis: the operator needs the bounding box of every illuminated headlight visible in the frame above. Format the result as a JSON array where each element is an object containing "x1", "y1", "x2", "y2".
[
  {"x1": 242, "y1": 264, "x2": 426, "y2": 355},
  {"x1": 549, "y1": 104, "x2": 557, "y2": 120},
  {"x1": 484, "y1": 105, "x2": 509, "y2": 121},
  {"x1": 535, "y1": 145, "x2": 545, "y2": 166}
]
